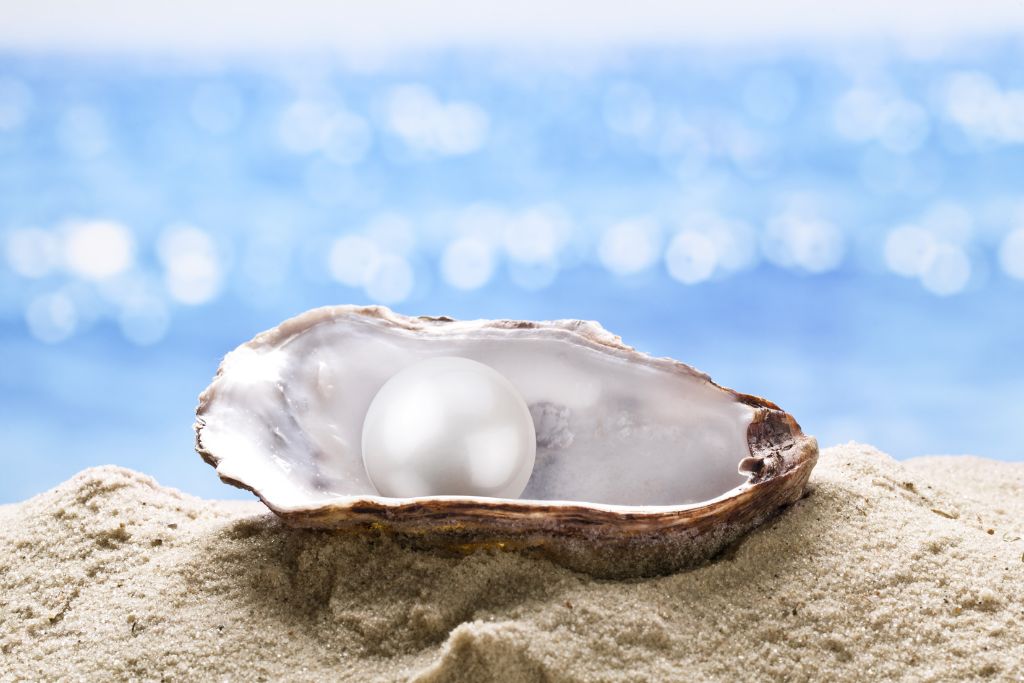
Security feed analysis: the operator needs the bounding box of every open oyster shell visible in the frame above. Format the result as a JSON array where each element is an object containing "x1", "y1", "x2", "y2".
[{"x1": 196, "y1": 305, "x2": 818, "y2": 578}]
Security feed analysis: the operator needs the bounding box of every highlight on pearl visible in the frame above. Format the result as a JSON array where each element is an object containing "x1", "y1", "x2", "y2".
[{"x1": 360, "y1": 356, "x2": 537, "y2": 499}]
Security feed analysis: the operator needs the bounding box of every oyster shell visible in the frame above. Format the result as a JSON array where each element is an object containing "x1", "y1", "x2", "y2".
[{"x1": 195, "y1": 305, "x2": 818, "y2": 578}]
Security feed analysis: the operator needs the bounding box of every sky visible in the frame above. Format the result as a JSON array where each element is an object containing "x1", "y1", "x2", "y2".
[
  {"x1": 4, "y1": 1, "x2": 1024, "y2": 54},
  {"x1": 1, "y1": 5, "x2": 1022, "y2": 503}
]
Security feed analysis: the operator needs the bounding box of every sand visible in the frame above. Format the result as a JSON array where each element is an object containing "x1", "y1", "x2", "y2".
[{"x1": 1, "y1": 443, "x2": 1022, "y2": 682}]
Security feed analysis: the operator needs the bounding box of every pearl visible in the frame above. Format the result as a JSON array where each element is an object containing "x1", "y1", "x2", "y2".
[{"x1": 361, "y1": 356, "x2": 537, "y2": 498}]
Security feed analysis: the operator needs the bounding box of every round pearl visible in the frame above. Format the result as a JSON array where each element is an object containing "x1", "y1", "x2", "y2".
[{"x1": 361, "y1": 356, "x2": 537, "y2": 499}]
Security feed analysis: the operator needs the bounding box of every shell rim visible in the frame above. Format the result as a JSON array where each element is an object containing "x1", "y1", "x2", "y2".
[{"x1": 194, "y1": 304, "x2": 818, "y2": 523}]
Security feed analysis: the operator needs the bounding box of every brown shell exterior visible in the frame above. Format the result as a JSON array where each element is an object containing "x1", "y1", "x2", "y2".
[{"x1": 195, "y1": 305, "x2": 819, "y2": 578}]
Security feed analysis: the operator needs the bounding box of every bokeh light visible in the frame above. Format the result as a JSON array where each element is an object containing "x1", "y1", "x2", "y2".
[
  {"x1": 278, "y1": 100, "x2": 335, "y2": 154},
  {"x1": 364, "y1": 253, "x2": 414, "y2": 303},
  {"x1": 328, "y1": 234, "x2": 381, "y2": 287},
  {"x1": 2, "y1": 34, "x2": 1024, "y2": 502},
  {"x1": 5, "y1": 228, "x2": 60, "y2": 278},
  {"x1": 385, "y1": 85, "x2": 489, "y2": 156},
  {"x1": 441, "y1": 237, "x2": 497, "y2": 290},
  {"x1": 918, "y1": 243, "x2": 971, "y2": 296},
  {"x1": 762, "y1": 213, "x2": 844, "y2": 274},
  {"x1": 945, "y1": 71, "x2": 1024, "y2": 144},
  {"x1": 62, "y1": 220, "x2": 135, "y2": 280},
  {"x1": 998, "y1": 228, "x2": 1024, "y2": 280},
  {"x1": 665, "y1": 231, "x2": 717, "y2": 284},
  {"x1": 25, "y1": 291, "x2": 77, "y2": 343},
  {"x1": 884, "y1": 225, "x2": 935, "y2": 277},
  {"x1": 157, "y1": 225, "x2": 224, "y2": 305},
  {"x1": 502, "y1": 206, "x2": 572, "y2": 267},
  {"x1": 598, "y1": 219, "x2": 660, "y2": 276}
]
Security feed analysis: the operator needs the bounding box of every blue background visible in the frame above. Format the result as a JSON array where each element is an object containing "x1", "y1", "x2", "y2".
[{"x1": 2, "y1": 46, "x2": 1022, "y2": 503}]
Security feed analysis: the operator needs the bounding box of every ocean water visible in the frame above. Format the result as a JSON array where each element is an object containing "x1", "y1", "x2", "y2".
[{"x1": 2, "y1": 47, "x2": 1022, "y2": 503}]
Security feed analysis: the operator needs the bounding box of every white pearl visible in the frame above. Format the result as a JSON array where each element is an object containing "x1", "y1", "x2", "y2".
[{"x1": 361, "y1": 356, "x2": 537, "y2": 498}]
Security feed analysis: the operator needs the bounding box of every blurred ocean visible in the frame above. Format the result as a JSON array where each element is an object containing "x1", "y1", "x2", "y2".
[{"x1": 2, "y1": 44, "x2": 1023, "y2": 502}]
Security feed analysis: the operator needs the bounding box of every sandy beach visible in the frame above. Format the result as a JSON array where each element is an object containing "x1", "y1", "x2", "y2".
[{"x1": 2, "y1": 443, "x2": 1021, "y2": 681}]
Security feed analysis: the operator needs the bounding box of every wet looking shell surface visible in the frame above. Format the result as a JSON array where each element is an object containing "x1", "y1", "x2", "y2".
[{"x1": 195, "y1": 305, "x2": 819, "y2": 578}]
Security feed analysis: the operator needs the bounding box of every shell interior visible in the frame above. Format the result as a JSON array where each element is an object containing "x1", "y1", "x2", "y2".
[
  {"x1": 196, "y1": 307, "x2": 820, "y2": 577},
  {"x1": 197, "y1": 308, "x2": 761, "y2": 513}
]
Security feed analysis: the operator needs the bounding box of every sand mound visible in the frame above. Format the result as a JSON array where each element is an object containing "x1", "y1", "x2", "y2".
[{"x1": 1, "y1": 443, "x2": 1022, "y2": 681}]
